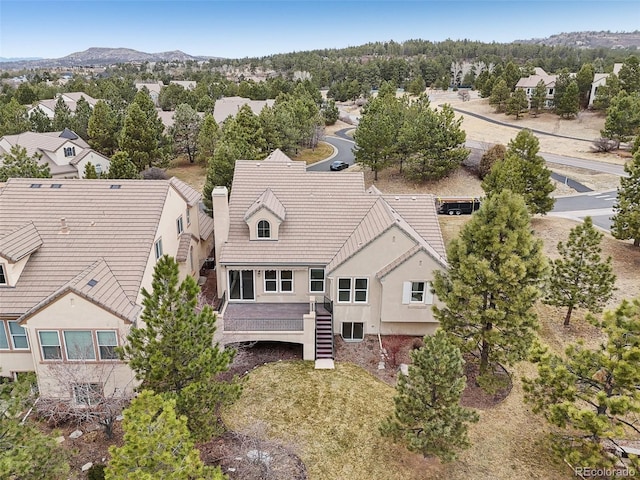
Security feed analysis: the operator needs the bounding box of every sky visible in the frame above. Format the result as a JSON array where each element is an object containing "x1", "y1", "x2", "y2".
[{"x1": 0, "y1": 0, "x2": 639, "y2": 59}]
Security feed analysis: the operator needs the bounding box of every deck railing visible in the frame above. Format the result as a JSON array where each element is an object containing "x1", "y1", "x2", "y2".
[{"x1": 322, "y1": 296, "x2": 333, "y2": 314}]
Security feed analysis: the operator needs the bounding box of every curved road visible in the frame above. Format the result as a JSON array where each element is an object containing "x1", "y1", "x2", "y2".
[{"x1": 312, "y1": 128, "x2": 623, "y2": 231}]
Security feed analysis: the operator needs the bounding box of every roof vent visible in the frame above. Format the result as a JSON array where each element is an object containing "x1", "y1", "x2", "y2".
[
  {"x1": 394, "y1": 196, "x2": 400, "y2": 200},
  {"x1": 59, "y1": 217, "x2": 70, "y2": 235},
  {"x1": 30, "y1": 184, "x2": 42, "y2": 188},
  {"x1": 109, "y1": 185, "x2": 121, "y2": 189},
  {"x1": 87, "y1": 279, "x2": 98, "y2": 287},
  {"x1": 411, "y1": 196, "x2": 416, "y2": 200}
]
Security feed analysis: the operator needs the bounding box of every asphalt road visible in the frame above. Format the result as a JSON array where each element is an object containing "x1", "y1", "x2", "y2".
[{"x1": 307, "y1": 130, "x2": 355, "y2": 172}]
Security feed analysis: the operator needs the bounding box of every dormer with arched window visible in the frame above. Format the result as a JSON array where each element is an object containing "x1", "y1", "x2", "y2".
[{"x1": 244, "y1": 189, "x2": 286, "y2": 241}]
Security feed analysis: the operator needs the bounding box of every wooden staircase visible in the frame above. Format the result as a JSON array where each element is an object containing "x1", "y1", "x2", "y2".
[{"x1": 315, "y1": 312, "x2": 334, "y2": 360}]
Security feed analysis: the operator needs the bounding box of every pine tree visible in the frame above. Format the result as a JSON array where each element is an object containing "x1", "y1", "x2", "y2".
[
  {"x1": 28, "y1": 106, "x2": 53, "y2": 133},
  {"x1": 119, "y1": 256, "x2": 241, "y2": 440},
  {"x1": 482, "y1": 129, "x2": 555, "y2": 215},
  {"x1": 433, "y1": 189, "x2": 547, "y2": 376},
  {"x1": 523, "y1": 298, "x2": 640, "y2": 471},
  {"x1": 83, "y1": 161, "x2": 99, "y2": 179},
  {"x1": 171, "y1": 103, "x2": 202, "y2": 163},
  {"x1": 529, "y1": 80, "x2": 548, "y2": 116},
  {"x1": 506, "y1": 89, "x2": 529, "y2": 119},
  {"x1": 88, "y1": 100, "x2": 119, "y2": 156},
  {"x1": 601, "y1": 91, "x2": 640, "y2": 147},
  {"x1": 119, "y1": 102, "x2": 160, "y2": 171},
  {"x1": 611, "y1": 151, "x2": 640, "y2": 246},
  {"x1": 196, "y1": 113, "x2": 219, "y2": 164},
  {"x1": 489, "y1": 78, "x2": 510, "y2": 113},
  {"x1": 380, "y1": 331, "x2": 479, "y2": 462},
  {"x1": 0, "y1": 145, "x2": 50, "y2": 182},
  {"x1": 106, "y1": 151, "x2": 139, "y2": 180},
  {"x1": 544, "y1": 217, "x2": 616, "y2": 326},
  {"x1": 106, "y1": 390, "x2": 224, "y2": 480},
  {"x1": 202, "y1": 140, "x2": 241, "y2": 215},
  {"x1": 52, "y1": 96, "x2": 73, "y2": 131},
  {"x1": 72, "y1": 96, "x2": 92, "y2": 140},
  {"x1": 0, "y1": 98, "x2": 30, "y2": 135}
]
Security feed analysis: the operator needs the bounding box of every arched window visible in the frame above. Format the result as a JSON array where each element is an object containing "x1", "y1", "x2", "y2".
[{"x1": 257, "y1": 220, "x2": 271, "y2": 239}]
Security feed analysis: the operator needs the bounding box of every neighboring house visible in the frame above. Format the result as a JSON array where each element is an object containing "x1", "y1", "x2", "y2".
[
  {"x1": 170, "y1": 80, "x2": 197, "y2": 90},
  {"x1": 211, "y1": 150, "x2": 448, "y2": 365},
  {"x1": 213, "y1": 96, "x2": 276, "y2": 124},
  {"x1": 135, "y1": 81, "x2": 164, "y2": 105},
  {"x1": 0, "y1": 177, "x2": 214, "y2": 399},
  {"x1": 0, "y1": 129, "x2": 110, "y2": 179},
  {"x1": 589, "y1": 63, "x2": 623, "y2": 108},
  {"x1": 515, "y1": 67, "x2": 557, "y2": 108},
  {"x1": 28, "y1": 92, "x2": 99, "y2": 119}
]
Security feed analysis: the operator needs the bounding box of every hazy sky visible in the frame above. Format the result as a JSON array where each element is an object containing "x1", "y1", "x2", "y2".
[{"x1": 1, "y1": 0, "x2": 638, "y2": 59}]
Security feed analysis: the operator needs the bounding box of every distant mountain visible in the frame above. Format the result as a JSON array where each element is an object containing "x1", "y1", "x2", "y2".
[
  {"x1": 0, "y1": 47, "x2": 213, "y2": 70},
  {"x1": 515, "y1": 30, "x2": 640, "y2": 49},
  {"x1": 0, "y1": 57, "x2": 43, "y2": 63}
]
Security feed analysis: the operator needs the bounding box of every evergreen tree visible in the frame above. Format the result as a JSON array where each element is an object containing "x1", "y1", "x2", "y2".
[
  {"x1": 601, "y1": 91, "x2": 640, "y2": 147},
  {"x1": 0, "y1": 98, "x2": 30, "y2": 136},
  {"x1": 0, "y1": 374, "x2": 70, "y2": 479},
  {"x1": 618, "y1": 55, "x2": 640, "y2": 93},
  {"x1": 106, "y1": 151, "x2": 139, "y2": 180},
  {"x1": 501, "y1": 61, "x2": 522, "y2": 91},
  {"x1": 321, "y1": 99, "x2": 339, "y2": 125},
  {"x1": 88, "y1": 100, "x2": 119, "y2": 156},
  {"x1": 171, "y1": 103, "x2": 202, "y2": 163},
  {"x1": 196, "y1": 113, "x2": 219, "y2": 164},
  {"x1": 529, "y1": 80, "x2": 548, "y2": 116},
  {"x1": 523, "y1": 298, "x2": 640, "y2": 471},
  {"x1": 72, "y1": 96, "x2": 92, "y2": 140},
  {"x1": 202, "y1": 140, "x2": 240, "y2": 215},
  {"x1": 28, "y1": 106, "x2": 53, "y2": 133},
  {"x1": 506, "y1": 89, "x2": 529, "y2": 119},
  {"x1": 380, "y1": 331, "x2": 479, "y2": 462},
  {"x1": 433, "y1": 190, "x2": 547, "y2": 376},
  {"x1": 119, "y1": 256, "x2": 241, "y2": 440},
  {"x1": 544, "y1": 217, "x2": 616, "y2": 326},
  {"x1": 220, "y1": 104, "x2": 267, "y2": 160},
  {"x1": 593, "y1": 73, "x2": 621, "y2": 111},
  {"x1": 555, "y1": 79, "x2": 580, "y2": 118},
  {"x1": 52, "y1": 96, "x2": 73, "y2": 131},
  {"x1": 83, "y1": 161, "x2": 99, "y2": 179},
  {"x1": 575, "y1": 63, "x2": 595, "y2": 108},
  {"x1": 119, "y1": 102, "x2": 161, "y2": 171},
  {"x1": 482, "y1": 129, "x2": 555, "y2": 215},
  {"x1": 106, "y1": 390, "x2": 224, "y2": 480},
  {"x1": 353, "y1": 87, "x2": 404, "y2": 180},
  {"x1": 489, "y1": 78, "x2": 510, "y2": 113},
  {"x1": 14, "y1": 83, "x2": 38, "y2": 105},
  {"x1": 0, "y1": 145, "x2": 50, "y2": 182},
  {"x1": 611, "y1": 151, "x2": 640, "y2": 246}
]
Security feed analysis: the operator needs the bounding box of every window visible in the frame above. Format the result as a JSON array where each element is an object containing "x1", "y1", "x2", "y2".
[
  {"x1": 63, "y1": 330, "x2": 95, "y2": 360},
  {"x1": 176, "y1": 215, "x2": 184, "y2": 235},
  {"x1": 189, "y1": 245, "x2": 194, "y2": 272},
  {"x1": 0, "y1": 264, "x2": 6, "y2": 284},
  {"x1": 257, "y1": 220, "x2": 270, "y2": 239},
  {"x1": 39, "y1": 331, "x2": 62, "y2": 360},
  {"x1": 263, "y1": 270, "x2": 293, "y2": 293},
  {"x1": 97, "y1": 331, "x2": 118, "y2": 360},
  {"x1": 548, "y1": 88, "x2": 554, "y2": 96},
  {"x1": 337, "y1": 278, "x2": 368, "y2": 303},
  {"x1": 186, "y1": 207, "x2": 191, "y2": 226},
  {"x1": 73, "y1": 383, "x2": 102, "y2": 406},
  {"x1": 95, "y1": 164, "x2": 102, "y2": 174},
  {"x1": 0, "y1": 323, "x2": 9, "y2": 349},
  {"x1": 154, "y1": 238, "x2": 163, "y2": 260},
  {"x1": 338, "y1": 278, "x2": 351, "y2": 302},
  {"x1": 229, "y1": 270, "x2": 255, "y2": 300},
  {"x1": 8, "y1": 321, "x2": 28, "y2": 349},
  {"x1": 342, "y1": 322, "x2": 364, "y2": 341},
  {"x1": 402, "y1": 281, "x2": 433, "y2": 305},
  {"x1": 63, "y1": 146, "x2": 76, "y2": 157},
  {"x1": 309, "y1": 268, "x2": 325, "y2": 293}
]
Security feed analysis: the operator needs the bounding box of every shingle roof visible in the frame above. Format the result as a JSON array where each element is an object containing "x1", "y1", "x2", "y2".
[
  {"x1": 244, "y1": 188, "x2": 286, "y2": 222},
  {"x1": 176, "y1": 233, "x2": 195, "y2": 262},
  {"x1": 219, "y1": 150, "x2": 446, "y2": 268},
  {"x1": 0, "y1": 178, "x2": 174, "y2": 318},
  {"x1": 0, "y1": 222, "x2": 43, "y2": 262},
  {"x1": 213, "y1": 96, "x2": 275, "y2": 124},
  {"x1": 198, "y1": 209, "x2": 214, "y2": 240},
  {"x1": 170, "y1": 177, "x2": 201, "y2": 207},
  {"x1": 0, "y1": 130, "x2": 89, "y2": 158}
]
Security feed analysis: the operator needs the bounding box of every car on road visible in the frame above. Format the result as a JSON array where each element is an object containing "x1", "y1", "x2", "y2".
[{"x1": 330, "y1": 160, "x2": 349, "y2": 171}]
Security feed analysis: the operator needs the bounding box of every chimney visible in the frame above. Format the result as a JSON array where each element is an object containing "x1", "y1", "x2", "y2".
[
  {"x1": 212, "y1": 186, "x2": 229, "y2": 297},
  {"x1": 59, "y1": 217, "x2": 70, "y2": 235}
]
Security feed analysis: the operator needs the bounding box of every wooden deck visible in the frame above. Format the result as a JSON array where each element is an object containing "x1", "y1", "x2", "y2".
[{"x1": 223, "y1": 302, "x2": 331, "y2": 332}]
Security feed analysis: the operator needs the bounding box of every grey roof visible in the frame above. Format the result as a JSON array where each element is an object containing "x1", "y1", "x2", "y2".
[
  {"x1": 0, "y1": 222, "x2": 43, "y2": 262},
  {"x1": 220, "y1": 150, "x2": 447, "y2": 268},
  {"x1": 0, "y1": 177, "x2": 202, "y2": 319}
]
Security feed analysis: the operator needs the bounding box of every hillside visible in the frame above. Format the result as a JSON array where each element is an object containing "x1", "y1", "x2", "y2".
[{"x1": 515, "y1": 30, "x2": 640, "y2": 49}]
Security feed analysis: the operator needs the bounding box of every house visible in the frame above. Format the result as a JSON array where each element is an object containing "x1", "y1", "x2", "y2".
[
  {"x1": 28, "y1": 92, "x2": 99, "y2": 119},
  {"x1": 135, "y1": 81, "x2": 164, "y2": 105},
  {"x1": 0, "y1": 129, "x2": 110, "y2": 179},
  {"x1": 515, "y1": 67, "x2": 557, "y2": 108},
  {"x1": 589, "y1": 63, "x2": 623, "y2": 108},
  {"x1": 0, "y1": 177, "x2": 214, "y2": 399},
  {"x1": 211, "y1": 150, "x2": 448, "y2": 364},
  {"x1": 213, "y1": 96, "x2": 276, "y2": 124}
]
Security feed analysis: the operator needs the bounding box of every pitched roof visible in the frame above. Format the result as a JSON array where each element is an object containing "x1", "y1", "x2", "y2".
[
  {"x1": 515, "y1": 68, "x2": 556, "y2": 89},
  {"x1": 0, "y1": 130, "x2": 89, "y2": 158},
  {"x1": 219, "y1": 151, "x2": 446, "y2": 268},
  {"x1": 170, "y1": 177, "x2": 201, "y2": 206},
  {"x1": 0, "y1": 178, "x2": 177, "y2": 317},
  {"x1": 198, "y1": 209, "x2": 214, "y2": 240},
  {"x1": 176, "y1": 233, "x2": 195, "y2": 263},
  {"x1": 213, "y1": 96, "x2": 275, "y2": 124},
  {"x1": 244, "y1": 188, "x2": 286, "y2": 222},
  {"x1": 0, "y1": 221, "x2": 43, "y2": 262}
]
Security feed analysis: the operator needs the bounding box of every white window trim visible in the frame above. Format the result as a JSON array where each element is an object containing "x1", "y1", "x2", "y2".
[
  {"x1": 402, "y1": 281, "x2": 434, "y2": 305},
  {"x1": 0, "y1": 322, "x2": 10, "y2": 350},
  {"x1": 96, "y1": 330, "x2": 118, "y2": 361},
  {"x1": 39, "y1": 330, "x2": 62, "y2": 361},
  {"x1": 257, "y1": 219, "x2": 271, "y2": 239},
  {"x1": 154, "y1": 238, "x2": 163, "y2": 260},
  {"x1": 176, "y1": 215, "x2": 184, "y2": 236},
  {"x1": 337, "y1": 277, "x2": 352, "y2": 303},
  {"x1": 309, "y1": 268, "x2": 325, "y2": 293},
  {"x1": 353, "y1": 278, "x2": 369, "y2": 303},
  {"x1": 341, "y1": 322, "x2": 364, "y2": 342},
  {"x1": 263, "y1": 270, "x2": 294, "y2": 293},
  {"x1": 337, "y1": 277, "x2": 368, "y2": 303},
  {"x1": 0, "y1": 263, "x2": 7, "y2": 285},
  {"x1": 8, "y1": 321, "x2": 29, "y2": 350},
  {"x1": 186, "y1": 207, "x2": 191, "y2": 226}
]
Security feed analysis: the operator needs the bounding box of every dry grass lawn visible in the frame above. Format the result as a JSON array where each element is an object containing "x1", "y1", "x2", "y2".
[{"x1": 166, "y1": 155, "x2": 206, "y2": 191}]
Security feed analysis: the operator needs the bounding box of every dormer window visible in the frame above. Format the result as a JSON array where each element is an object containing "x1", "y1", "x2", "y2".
[
  {"x1": 63, "y1": 146, "x2": 76, "y2": 157},
  {"x1": 0, "y1": 264, "x2": 6, "y2": 285},
  {"x1": 257, "y1": 220, "x2": 271, "y2": 239}
]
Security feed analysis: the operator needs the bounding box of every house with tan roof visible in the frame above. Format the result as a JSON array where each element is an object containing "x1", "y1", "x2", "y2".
[
  {"x1": 28, "y1": 92, "x2": 99, "y2": 119},
  {"x1": 211, "y1": 150, "x2": 447, "y2": 365},
  {"x1": 213, "y1": 96, "x2": 276, "y2": 124},
  {"x1": 0, "y1": 177, "x2": 214, "y2": 399},
  {"x1": 0, "y1": 129, "x2": 110, "y2": 178},
  {"x1": 515, "y1": 67, "x2": 557, "y2": 108}
]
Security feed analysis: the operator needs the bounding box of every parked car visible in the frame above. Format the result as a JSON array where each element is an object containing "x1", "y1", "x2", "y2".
[{"x1": 330, "y1": 160, "x2": 349, "y2": 171}]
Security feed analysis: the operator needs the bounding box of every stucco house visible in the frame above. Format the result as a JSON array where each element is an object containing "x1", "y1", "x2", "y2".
[
  {"x1": 211, "y1": 150, "x2": 448, "y2": 365},
  {"x1": 515, "y1": 67, "x2": 557, "y2": 108},
  {"x1": 28, "y1": 92, "x2": 99, "y2": 119},
  {"x1": 0, "y1": 178, "x2": 214, "y2": 400},
  {"x1": 588, "y1": 63, "x2": 623, "y2": 108},
  {"x1": 213, "y1": 96, "x2": 276, "y2": 124},
  {"x1": 0, "y1": 129, "x2": 110, "y2": 179}
]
